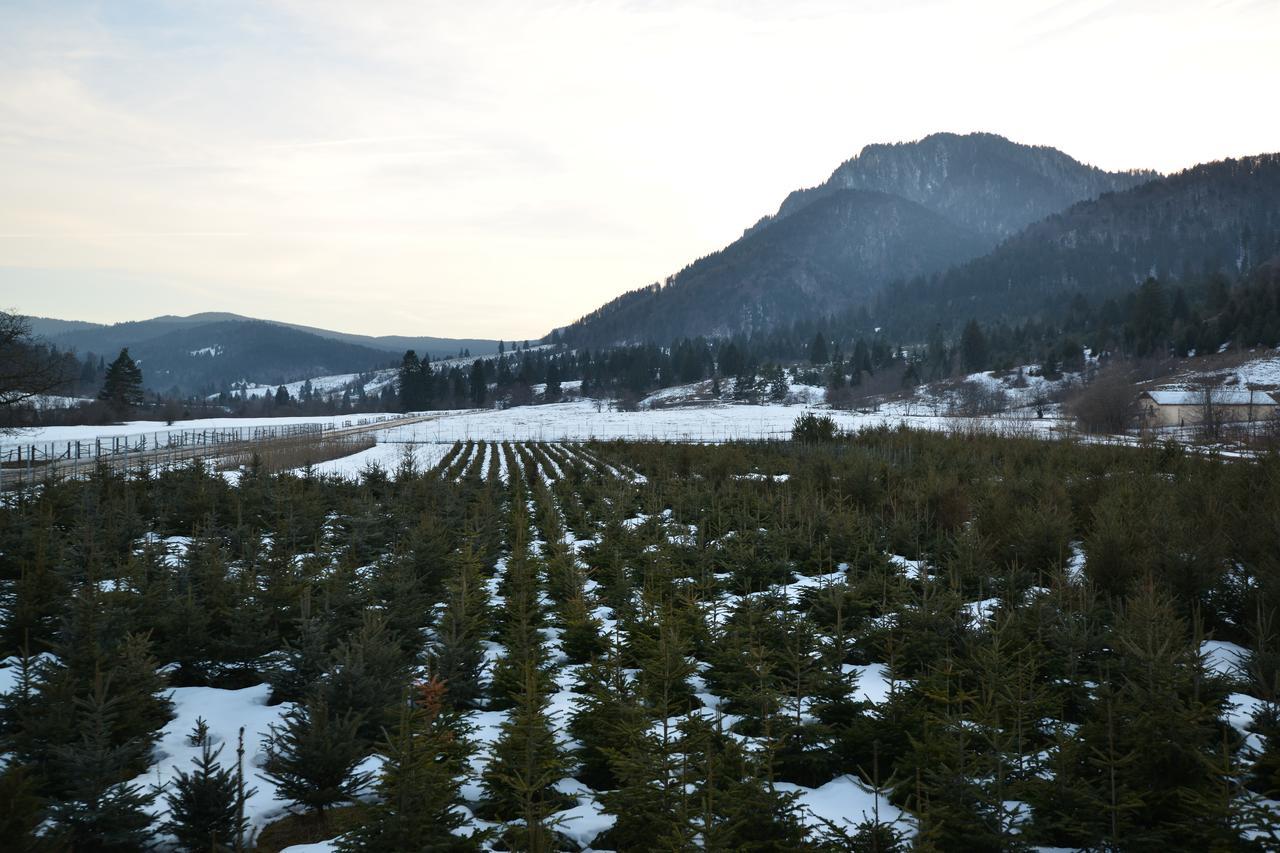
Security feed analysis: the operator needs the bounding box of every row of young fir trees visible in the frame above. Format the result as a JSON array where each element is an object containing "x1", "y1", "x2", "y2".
[{"x1": 2, "y1": 429, "x2": 1280, "y2": 849}]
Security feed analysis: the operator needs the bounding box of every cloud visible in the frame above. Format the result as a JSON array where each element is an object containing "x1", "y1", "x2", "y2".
[{"x1": 0, "y1": 0, "x2": 1276, "y2": 337}]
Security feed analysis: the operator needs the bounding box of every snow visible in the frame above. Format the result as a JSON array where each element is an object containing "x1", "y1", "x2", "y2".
[
  {"x1": 847, "y1": 663, "x2": 894, "y2": 706},
  {"x1": 554, "y1": 797, "x2": 616, "y2": 848},
  {"x1": 888, "y1": 554, "x2": 928, "y2": 581},
  {"x1": 370, "y1": 400, "x2": 1062, "y2": 445},
  {"x1": 19, "y1": 394, "x2": 95, "y2": 410},
  {"x1": 131, "y1": 684, "x2": 295, "y2": 836},
  {"x1": 1065, "y1": 544, "x2": 1087, "y2": 584},
  {"x1": 292, "y1": 442, "x2": 454, "y2": 480},
  {"x1": 1224, "y1": 692, "x2": 1268, "y2": 734},
  {"x1": 214, "y1": 369, "x2": 398, "y2": 401},
  {"x1": 1202, "y1": 640, "x2": 1251, "y2": 681},
  {"x1": 775, "y1": 774, "x2": 907, "y2": 834},
  {"x1": 962, "y1": 597, "x2": 1001, "y2": 629}
]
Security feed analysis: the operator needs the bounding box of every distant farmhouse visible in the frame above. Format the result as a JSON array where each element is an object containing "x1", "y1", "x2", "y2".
[{"x1": 1140, "y1": 388, "x2": 1279, "y2": 429}]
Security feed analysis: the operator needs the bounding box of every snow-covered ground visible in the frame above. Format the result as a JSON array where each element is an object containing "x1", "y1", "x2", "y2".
[
  {"x1": 212, "y1": 369, "x2": 398, "y2": 401},
  {"x1": 370, "y1": 399, "x2": 1062, "y2": 445},
  {"x1": 1155, "y1": 349, "x2": 1280, "y2": 391}
]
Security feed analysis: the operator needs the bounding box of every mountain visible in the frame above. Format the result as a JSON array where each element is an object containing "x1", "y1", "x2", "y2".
[
  {"x1": 561, "y1": 132, "x2": 1155, "y2": 346},
  {"x1": 757, "y1": 131, "x2": 1156, "y2": 240},
  {"x1": 879, "y1": 153, "x2": 1280, "y2": 333},
  {"x1": 36, "y1": 313, "x2": 501, "y2": 394},
  {"x1": 570, "y1": 190, "x2": 990, "y2": 345}
]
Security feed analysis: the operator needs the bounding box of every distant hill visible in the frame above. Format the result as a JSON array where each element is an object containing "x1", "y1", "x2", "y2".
[
  {"x1": 119, "y1": 321, "x2": 397, "y2": 393},
  {"x1": 561, "y1": 132, "x2": 1156, "y2": 346},
  {"x1": 33, "y1": 312, "x2": 501, "y2": 394},
  {"x1": 24, "y1": 316, "x2": 105, "y2": 338}
]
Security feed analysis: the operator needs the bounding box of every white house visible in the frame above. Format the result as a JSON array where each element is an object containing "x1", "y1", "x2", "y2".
[{"x1": 1139, "y1": 388, "x2": 1278, "y2": 428}]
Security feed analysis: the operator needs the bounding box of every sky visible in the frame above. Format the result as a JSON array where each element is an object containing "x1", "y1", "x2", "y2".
[{"x1": 1, "y1": 1, "x2": 1277, "y2": 340}]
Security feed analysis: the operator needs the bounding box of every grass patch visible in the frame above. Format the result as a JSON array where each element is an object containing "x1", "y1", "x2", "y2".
[{"x1": 254, "y1": 805, "x2": 367, "y2": 852}]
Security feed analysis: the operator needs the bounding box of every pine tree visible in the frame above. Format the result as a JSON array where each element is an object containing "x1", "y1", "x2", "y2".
[
  {"x1": 959, "y1": 320, "x2": 989, "y2": 374},
  {"x1": 809, "y1": 333, "x2": 829, "y2": 365},
  {"x1": 260, "y1": 695, "x2": 374, "y2": 818},
  {"x1": 161, "y1": 720, "x2": 255, "y2": 852},
  {"x1": 99, "y1": 348, "x2": 145, "y2": 410},
  {"x1": 338, "y1": 679, "x2": 482, "y2": 852},
  {"x1": 45, "y1": 674, "x2": 157, "y2": 852}
]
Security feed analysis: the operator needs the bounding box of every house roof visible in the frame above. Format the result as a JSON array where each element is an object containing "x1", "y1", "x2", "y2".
[{"x1": 1144, "y1": 389, "x2": 1278, "y2": 406}]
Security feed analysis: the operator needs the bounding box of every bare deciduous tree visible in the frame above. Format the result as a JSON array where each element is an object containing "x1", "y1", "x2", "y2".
[
  {"x1": 1, "y1": 311, "x2": 71, "y2": 431},
  {"x1": 1068, "y1": 365, "x2": 1138, "y2": 434}
]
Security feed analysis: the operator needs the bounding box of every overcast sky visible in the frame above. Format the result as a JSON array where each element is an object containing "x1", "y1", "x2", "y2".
[{"x1": 2, "y1": 0, "x2": 1277, "y2": 339}]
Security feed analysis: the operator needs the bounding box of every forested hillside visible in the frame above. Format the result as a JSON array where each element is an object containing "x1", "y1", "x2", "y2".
[
  {"x1": 877, "y1": 154, "x2": 1280, "y2": 335},
  {"x1": 123, "y1": 321, "x2": 398, "y2": 395},
  {"x1": 563, "y1": 190, "x2": 988, "y2": 345},
  {"x1": 561, "y1": 133, "x2": 1157, "y2": 347}
]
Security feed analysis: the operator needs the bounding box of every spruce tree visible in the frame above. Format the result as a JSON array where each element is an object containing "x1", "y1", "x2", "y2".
[
  {"x1": 45, "y1": 675, "x2": 157, "y2": 852},
  {"x1": 959, "y1": 319, "x2": 989, "y2": 374},
  {"x1": 569, "y1": 640, "x2": 646, "y2": 790},
  {"x1": 260, "y1": 695, "x2": 373, "y2": 818},
  {"x1": 429, "y1": 544, "x2": 491, "y2": 710},
  {"x1": 480, "y1": 662, "x2": 570, "y2": 849},
  {"x1": 161, "y1": 720, "x2": 255, "y2": 852},
  {"x1": 267, "y1": 596, "x2": 332, "y2": 705},
  {"x1": 809, "y1": 333, "x2": 829, "y2": 366},
  {"x1": 318, "y1": 610, "x2": 414, "y2": 743},
  {"x1": 99, "y1": 348, "x2": 145, "y2": 410},
  {"x1": 338, "y1": 679, "x2": 482, "y2": 852}
]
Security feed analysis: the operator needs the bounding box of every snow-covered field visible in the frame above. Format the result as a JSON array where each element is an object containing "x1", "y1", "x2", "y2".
[{"x1": 370, "y1": 399, "x2": 1062, "y2": 445}]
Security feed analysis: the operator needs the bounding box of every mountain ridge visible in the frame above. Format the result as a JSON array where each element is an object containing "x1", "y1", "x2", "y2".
[{"x1": 562, "y1": 131, "x2": 1160, "y2": 347}]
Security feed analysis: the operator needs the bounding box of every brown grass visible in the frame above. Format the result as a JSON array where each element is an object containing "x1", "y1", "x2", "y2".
[{"x1": 217, "y1": 433, "x2": 376, "y2": 476}]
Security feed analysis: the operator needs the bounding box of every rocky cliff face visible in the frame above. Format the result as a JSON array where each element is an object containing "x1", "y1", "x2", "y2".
[{"x1": 765, "y1": 132, "x2": 1156, "y2": 240}]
